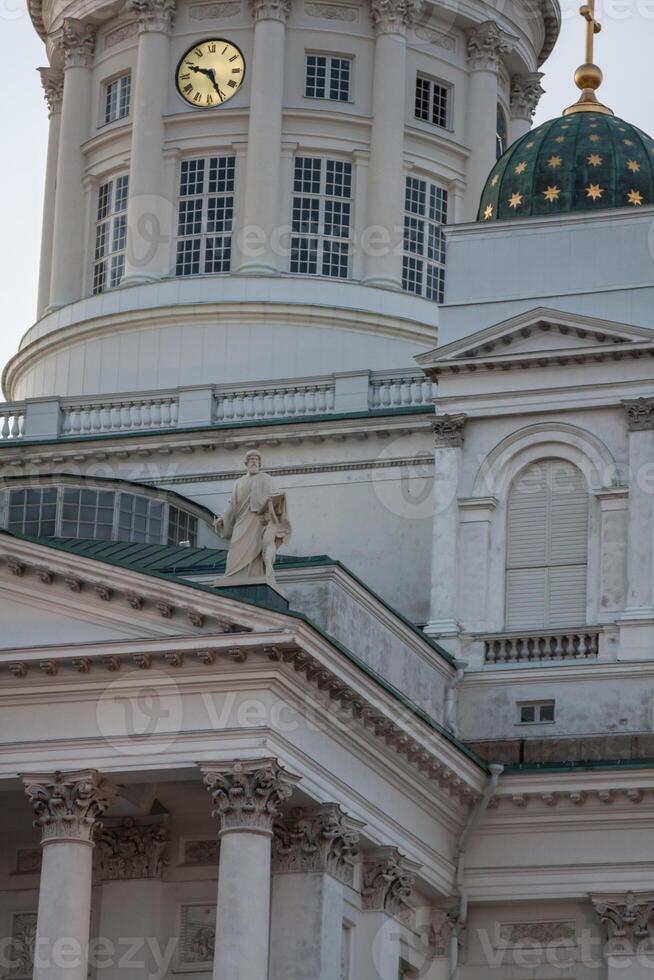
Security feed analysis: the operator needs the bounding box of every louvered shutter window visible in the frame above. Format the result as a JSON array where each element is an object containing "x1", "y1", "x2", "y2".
[{"x1": 505, "y1": 460, "x2": 589, "y2": 630}]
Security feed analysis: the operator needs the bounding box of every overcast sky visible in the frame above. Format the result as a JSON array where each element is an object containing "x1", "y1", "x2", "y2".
[{"x1": 0, "y1": 0, "x2": 652, "y2": 397}]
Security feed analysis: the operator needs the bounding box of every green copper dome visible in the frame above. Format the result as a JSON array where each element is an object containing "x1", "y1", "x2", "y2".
[{"x1": 478, "y1": 112, "x2": 654, "y2": 222}]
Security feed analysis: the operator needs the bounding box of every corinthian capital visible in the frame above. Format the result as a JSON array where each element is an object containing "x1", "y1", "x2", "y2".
[
  {"x1": 272, "y1": 804, "x2": 364, "y2": 884},
  {"x1": 23, "y1": 770, "x2": 117, "y2": 843},
  {"x1": 127, "y1": 0, "x2": 176, "y2": 32},
  {"x1": 624, "y1": 397, "x2": 654, "y2": 431},
  {"x1": 362, "y1": 846, "x2": 421, "y2": 916},
  {"x1": 510, "y1": 72, "x2": 545, "y2": 121},
  {"x1": 249, "y1": 0, "x2": 291, "y2": 22},
  {"x1": 466, "y1": 21, "x2": 511, "y2": 72},
  {"x1": 38, "y1": 67, "x2": 64, "y2": 117},
  {"x1": 370, "y1": 0, "x2": 424, "y2": 35},
  {"x1": 97, "y1": 817, "x2": 169, "y2": 880},
  {"x1": 202, "y1": 759, "x2": 300, "y2": 834},
  {"x1": 57, "y1": 19, "x2": 96, "y2": 69},
  {"x1": 433, "y1": 413, "x2": 466, "y2": 448},
  {"x1": 593, "y1": 891, "x2": 654, "y2": 943}
]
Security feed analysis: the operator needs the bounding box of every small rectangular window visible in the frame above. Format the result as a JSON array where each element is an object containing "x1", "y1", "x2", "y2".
[
  {"x1": 104, "y1": 73, "x2": 131, "y2": 125},
  {"x1": 168, "y1": 506, "x2": 198, "y2": 546},
  {"x1": 414, "y1": 75, "x2": 449, "y2": 128},
  {"x1": 402, "y1": 176, "x2": 447, "y2": 303},
  {"x1": 118, "y1": 495, "x2": 164, "y2": 544},
  {"x1": 291, "y1": 157, "x2": 352, "y2": 279},
  {"x1": 176, "y1": 156, "x2": 235, "y2": 277},
  {"x1": 93, "y1": 175, "x2": 129, "y2": 294},
  {"x1": 7, "y1": 487, "x2": 57, "y2": 537},
  {"x1": 305, "y1": 54, "x2": 351, "y2": 102},
  {"x1": 61, "y1": 488, "x2": 116, "y2": 540},
  {"x1": 518, "y1": 701, "x2": 556, "y2": 724}
]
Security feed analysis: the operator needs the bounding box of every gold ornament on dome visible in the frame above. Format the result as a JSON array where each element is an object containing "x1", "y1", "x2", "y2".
[
  {"x1": 585, "y1": 183, "x2": 604, "y2": 199},
  {"x1": 508, "y1": 192, "x2": 523, "y2": 209},
  {"x1": 514, "y1": 161, "x2": 528, "y2": 174},
  {"x1": 543, "y1": 186, "x2": 561, "y2": 202},
  {"x1": 563, "y1": 0, "x2": 613, "y2": 116},
  {"x1": 483, "y1": 204, "x2": 494, "y2": 220},
  {"x1": 627, "y1": 189, "x2": 644, "y2": 205},
  {"x1": 547, "y1": 155, "x2": 562, "y2": 168},
  {"x1": 627, "y1": 159, "x2": 641, "y2": 172},
  {"x1": 587, "y1": 153, "x2": 603, "y2": 166}
]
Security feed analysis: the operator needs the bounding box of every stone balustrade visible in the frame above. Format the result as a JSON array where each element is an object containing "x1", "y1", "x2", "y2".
[
  {"x1": 483, "y1": 629, "x2": 601, "y2": 664},
  {"x1": 0, "y1": 370, "x2": 434, "y2": 443},
  {"x1": 0, "y1": 403, "x2": 26, "y2": 440}
]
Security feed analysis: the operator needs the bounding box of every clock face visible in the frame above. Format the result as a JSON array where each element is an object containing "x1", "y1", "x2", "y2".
[{"x1": 176, "y1": 39, "x2": 246, "y2": 108}]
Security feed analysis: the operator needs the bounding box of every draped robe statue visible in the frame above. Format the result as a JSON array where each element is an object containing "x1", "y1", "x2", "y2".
[{"x1": 214, "y1": 452, "x2": 291, "y2": 581}]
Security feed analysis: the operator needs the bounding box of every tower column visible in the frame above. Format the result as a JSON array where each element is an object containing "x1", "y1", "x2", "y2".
[
  {"x1": 425, "y1": 414, "x2": 466, "y2": 644},
  {"x1": 22, "y1": 770, "x2": 116, "y2": 980},
  {"x1": 237, "y1": 0, "x2": 290, "y2": 275},
  {"x1": 362, "y1": 0, "x2": 422, "y2": 291},
  {"x1": 37, "y1": 68, "x2": 64, "y2": 319},
  {"x1": 122, "y1": 0, "x2": 176, "y2": 286},
  {"x1": 509, "y1": 72, "x2": 545, "y2": 144},
  {"x1": 462, "y1": 22, "x2": 510, "y2": 220},
  {"x1": 48, "y1": 19, "x2": 95, "y2": 311},
  {"x1": 201, "y1": 758, "x2": 300, "y2": 980}
]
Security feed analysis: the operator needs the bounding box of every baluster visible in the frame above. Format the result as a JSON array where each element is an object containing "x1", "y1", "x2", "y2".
[
  {"x1": 223, "y1": 395, "x2": 235, "y2": 422},
  {"x1": 369, "y1": 384, "x2": 380, "y2": 409},
  {"x1": 326, "y1": 385, "x2": 335, "y2": 412},
  {"x1": 128, "y1": 401, "x2": 140, "y2": 429},
  {"x1": 423, "y1": 379, "x2": 433, "y2": 404},
  {"x1": 214, "y1": 395, "x2": 224, "y2": 422},
  {"x1": 149, "y1": 400, "x2": 160, "y2": 428},
  {"x1": 160, "y1": 400, "x2": 171, "y2": 427},
  {"x1": 411, "y1": 378, "x2": 421, "y2": 405},
  {"x1": 254, "y1": 391, "x2": 265, "y2": 419},
  {"x1": 244, "y1": 393, "x2": 255, "y2": 420},
  {"x1": 119, "y1": 402, "x2": 131, "y2": 430},
  {"x1": 305, "y1": 387, "x2": 316, "y2": 415},
  {"x1": 402, "y1": 378, "x2": 412, "y2": 406},
  {"x1": 381, "y1": 382, "x2": 391, "y2": 408},
  {"x1": 91, "y1": 405, "x2": 102, "y2": 432},
  {"x1": 295, "y1": 387, "x2": 307, "y2": 416},
  {"x1": 262, "y1": 390, "x2": 274, "y2": 418},
  {"x1": 10, "y1": 416, "x2": 20, "y2": 439},
  {"x1": 232, "y1": 394, "x2": 244, "y2": 421},
  {"x1": 169, "y1": 399, "x2": 178, "y2": 427},
  {"x1": 60, "y1": 410, "x2": 71, "y2": 436}
]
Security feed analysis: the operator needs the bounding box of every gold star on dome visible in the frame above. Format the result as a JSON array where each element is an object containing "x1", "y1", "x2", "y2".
[
  {"x1": 525, "y1": 141, "x2": 535, "y2": 149},
  {"x1": 586, "y1": 183, "x2": 604, "y2": 200},
  {"x1": 627, "y1": 159, "x2": 641, "y2": 172},
  {"x1": 543, "y1": 185, "x2": 561, "y2": 202},
  {"x1": 627, "y1": 189, "x2": 644, "y2": 205},
  {"x1": 587, "y1": 153, "x2": 603, "y2": 166},
  {"x1": 515, "y1": 161, "x2": 528, "y2": 175},
  {"x1": 508, "y1": 192, "x2": 523, "y2": 209},
  {"x1": 483, "y1": 204, "x2": 494, "y2": 220},
  {"x1": 547, "y1": 155, "x2": 562, "y2": 168},
  {"x1": 490, "y1": 174, "x2": 499, "y2": 187},
  {"x1": 589, "y1": 134, "x2": 600, "y2": 142},
  {"x1": 555, "y1": 136, "x2": 566, "y2": 143},
  {"x1": 624, "y1": 139, "x2": 634, "y2": 146},
  {"x1": 618, "y1": 127, "x2": 626, "y2": 132}
]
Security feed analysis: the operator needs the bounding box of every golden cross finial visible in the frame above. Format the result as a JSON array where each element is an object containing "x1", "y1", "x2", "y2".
[
  {"x1": 563, "y1": 0, "x2": 613, "y2": 115},
  {"x1": 580, "y1": 0, "x2": 601, "y2": 65}
]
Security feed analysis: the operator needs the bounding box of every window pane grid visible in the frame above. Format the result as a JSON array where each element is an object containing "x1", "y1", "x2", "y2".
[
  {"x1": 7, "y1": 488, "x2": 57, "y2": 537},
  {"x1": 291, "y1": 157, "x2": 352, "y2": 279},
  {"x1": 104, "y1": 73, "x2": 131, "y2": 124},
  {"x1": 168, "y1": 506, "x2": 198, "y2": 546},
  {"x1": 402, "y1": 176, "x2": 447, "y2": 303},
  {"x1": 93, "y1": 176, "x2": 129, "y2": 295},
  {"x1": 176, "y1": 156, "x2": 235, "y2": 277},
  {"x1": 414, "y1": 75, "x2": 449, "y2": 129},
  {"x1": 305, "y1": 54, "x2": 351, "y2": 102}
]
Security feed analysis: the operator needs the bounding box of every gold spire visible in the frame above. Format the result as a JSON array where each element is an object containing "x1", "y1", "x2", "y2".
[{"x1": 563, "y1": 0, "x2": 614, "y2": 116}]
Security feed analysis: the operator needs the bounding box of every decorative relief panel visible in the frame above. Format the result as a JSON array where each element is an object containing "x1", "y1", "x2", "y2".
[
  {"x1": 497, "y1": 920, "x2": 576, "y2": 947},
  {"x1": 178, "y1": 904, "x2": 216, "y2": 971},
  {"x1": 6, "y1": 913, "x2": 37, "y2": 980},
  {"x1": 182, "y1": 839, "x2": 220, "y2": 866},
  {"x1": 104, "y1": 22, "x2": 139, "y2": 48},
  {"x1": 14, "y1": 849, "x2": 42, "y2": 875},
  {"x1": 189, "y1": 1, "x2": 241, "y2": 18},
  {"x1": 304, "y1": 1, "x2": 359, "y2": 20},
  {"x1": 411, "y1": 25, "x2": 456, "y2": 51}
]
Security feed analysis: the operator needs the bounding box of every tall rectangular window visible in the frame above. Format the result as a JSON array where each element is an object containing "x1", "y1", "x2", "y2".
[
  {"x1": 305, "y1": 54, "x2": 352, "y2": 102},
  {"x1": 104, "y1": 73, "x2": 131, "y2": 124},
  {"x1": 414, "y1": 75, "x2": 449, "y2": 128},
  {"x1": 402, "y1": 176, "x2": 447, "y2": 303},
  {"x1": 7, "y1": 488, "x2": 57, "y2": 537},
  {"x1": 168, "y1": 506, "x2": 198, "y2": 546},
  {"x1": 176, "y1": 156, "x2": 235, "y2": 277},
  {"x1": 117, "y1": 495, "x2": 164, "y2": 544},
  {"x1": 92, "y1": 175, "x2": 129, "y2": 295},
  {"x1": 61, "y1": 488, "x2": 115, "y2": 540},
  {"x1": 291, "y1": 157, "x2": 352, "y2": 278}
]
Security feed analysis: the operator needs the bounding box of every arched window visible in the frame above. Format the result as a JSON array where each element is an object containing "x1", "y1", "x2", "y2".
[
  {"x1": 505, "y1": 460, "x2": 589, "y2": 630},
  {"x1": 496, "y1": 105, "x2": 508, "y2": 160}
]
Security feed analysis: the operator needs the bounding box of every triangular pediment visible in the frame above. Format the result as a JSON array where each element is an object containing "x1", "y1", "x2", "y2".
[
  {"x1": 0, "y1": 532, "x2": 289, "y2": 655},
  {"x1": 417, "y1": 308, "x2": 654, "y2": 371}
]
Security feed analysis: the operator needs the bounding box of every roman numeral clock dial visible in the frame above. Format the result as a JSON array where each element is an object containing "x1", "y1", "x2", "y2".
[{"x1": 176, "y1": 39, "x2": 245, "y2": 108}]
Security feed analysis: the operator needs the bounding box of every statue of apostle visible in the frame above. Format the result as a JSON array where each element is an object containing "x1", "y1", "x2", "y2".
[{"x1": 214, "y1": 451, "x2": 291, "y2": 581}]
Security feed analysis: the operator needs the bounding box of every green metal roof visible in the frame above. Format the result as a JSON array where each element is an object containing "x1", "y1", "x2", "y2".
[{"x1": 479, "y1": 112, "x2": 654, "y2": 221}]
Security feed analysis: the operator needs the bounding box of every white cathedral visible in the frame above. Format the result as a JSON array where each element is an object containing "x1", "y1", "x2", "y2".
[{"x1": 1, "y1": 0, "x2": 654, "y2": 974}]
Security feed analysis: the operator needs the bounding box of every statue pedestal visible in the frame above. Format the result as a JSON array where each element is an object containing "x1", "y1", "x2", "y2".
[{"x1": 213, "y1": 575, "x2": 288, "y2": 603}]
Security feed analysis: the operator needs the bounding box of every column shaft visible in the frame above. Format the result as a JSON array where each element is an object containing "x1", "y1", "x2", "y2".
[
  {"x1": 123, "y1": 6, "x2": 174, "y2": 285},
  {"x1": 624, "y1": 427, "x2": 654, "y2": 613},
  {"x1": 214, "y1": 831, "x2": 272, "y2": 980},
  {"x1": 49, "y1": 21, "x2": 95, "y2": 310},
  {"x1": 362, "y1": 30, "x2": 407, "y2": 290},
  {"x1": 33, "y1": 841, "x2": 94, "y2": 980},
  {"x1": 37, "y1": 69, "x2": 64, "y2": 318},
  {"x1": 238, "y1": 4, "x2": 288, "y2": 275}
]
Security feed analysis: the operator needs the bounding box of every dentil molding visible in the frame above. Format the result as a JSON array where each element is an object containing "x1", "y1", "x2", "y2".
[{"x1": 22, "y1": 769, "x2": 117, "y2": 843}]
